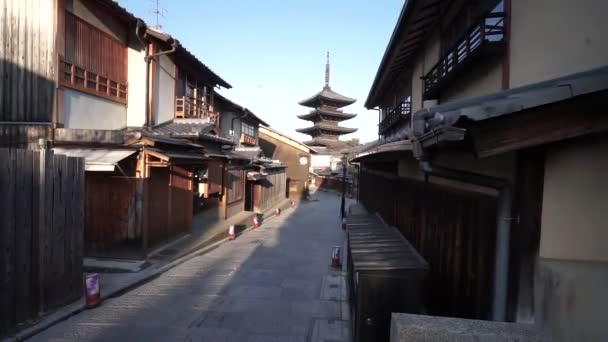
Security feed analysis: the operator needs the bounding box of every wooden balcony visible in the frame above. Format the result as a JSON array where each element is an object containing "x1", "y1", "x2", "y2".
[
  {"x1": 60, "y1": 56, "x2": 128, "y2": 104},
  {"x1": 175, "y1": 96, "x2": 219, "y2": 123},
  {"x1": 240, "y1": 133, "x2": 257, "y2": 146},
  {"x1": 423, "y1": 11, "x2": 506, "y2": 99},
  {"x1": 378, "y1": 100, "x2": 412, "y2": 135}
]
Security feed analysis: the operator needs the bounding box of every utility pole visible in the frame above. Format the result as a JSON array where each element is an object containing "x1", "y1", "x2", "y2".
[{"x1": 340, "y1": 153, "x2": 347, "y2": 218}]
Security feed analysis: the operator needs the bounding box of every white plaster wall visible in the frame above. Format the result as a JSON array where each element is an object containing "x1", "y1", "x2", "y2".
[
  {"x1": 63, "y1": 89, "x2": 126, "y2": 129},
  {"x1": 510, "y1": 0, "x2": 608, "y2": 87},
  {"x1": 126, "y1": 47, "x2": 146, "y2": 127},
  {"x1": 440, "y1": 60, "x2": 503, "y2": 103},
  {"x1": 220, "y1": 111, "x2": 240, "y2": 144},
  {"x1": 540, "y1": 138, "x2": 608, "y2": 262},
  {"x1": 153, "y1": 54, "x2": 175, "y2": 126}
]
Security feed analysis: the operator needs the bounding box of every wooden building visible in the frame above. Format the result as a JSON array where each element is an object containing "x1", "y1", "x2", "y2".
[
  {"x1": 0, "y1": 0, "x2": 257, "y2": 259},
  {"x1": 259, "y1": 125, "x2": 313, "y2": 200},
  {"x1": 358, "y1": 0, "x2": 608, "y2": 340}
]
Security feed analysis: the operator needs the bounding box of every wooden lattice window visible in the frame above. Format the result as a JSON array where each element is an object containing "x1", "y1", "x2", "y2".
[
  {"x1": 226, "y1": 169, "x2": 244, "y2": 204},
  {"x1": 61, "y1": 12, "x2": 128, "y2": 104}
]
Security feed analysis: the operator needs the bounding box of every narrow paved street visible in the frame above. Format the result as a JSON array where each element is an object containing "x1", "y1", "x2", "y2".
[{"x1": 30, "y1": 191, "x2": 350, "y2": 342}]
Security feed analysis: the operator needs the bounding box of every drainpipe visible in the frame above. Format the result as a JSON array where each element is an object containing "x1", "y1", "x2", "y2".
[
  {"x1": 419, "y1": 161, "x2": 512, "y2": 321},
  {"x1": 136, "y1": 20, "x2": 177, "y2": 128},
  {"x1": 230, "y1": 109, "x2": 250, "y2": 144}
]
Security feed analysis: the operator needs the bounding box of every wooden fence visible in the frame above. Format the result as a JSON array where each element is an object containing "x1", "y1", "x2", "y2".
[
  {"x1": 359, "y1": 168, "x2": 497, "y2": 320},
  {"x1": 0, "y1": 149, "x2": 85, "y2": 336}
]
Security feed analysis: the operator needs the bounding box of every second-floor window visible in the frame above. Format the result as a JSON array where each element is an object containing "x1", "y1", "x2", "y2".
[
  {"x1": 60, "y1": 12, "x2": 128, "y2": 104},
  {"x1": 241, "y1": 122, "x2": 255, "y2": 137}
]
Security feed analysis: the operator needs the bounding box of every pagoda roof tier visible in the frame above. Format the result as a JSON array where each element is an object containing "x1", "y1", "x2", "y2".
[
  {"x1": 303, "y1": 137, "x2": 348, "y2": 148},
  {"x1": 297, "y1": 108, "x2": 357, "y2": 121},
  {"x1": 296, "y1": 123, "x2": 358, "y2": 135},
  {"x1": 298, "y1": 86, "x2": 356, "y2": 108}
]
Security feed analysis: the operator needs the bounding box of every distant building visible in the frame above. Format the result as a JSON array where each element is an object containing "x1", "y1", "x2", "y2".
[
  {"x1": 259, "y1": 126, "x2": 314, "y2": 200},
  {"x1": 296, "y1": 52, "x2": 357, "y2": 155}
]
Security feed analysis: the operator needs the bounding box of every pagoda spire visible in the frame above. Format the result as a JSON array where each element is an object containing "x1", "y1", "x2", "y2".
[{"x1": 325, "y1": 51, "x2": 330, "y2": 89}]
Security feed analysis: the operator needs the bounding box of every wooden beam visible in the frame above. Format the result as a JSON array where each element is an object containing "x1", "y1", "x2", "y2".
[{"x1": 470, "y1": 91, "x2": 608, "y2": 157}]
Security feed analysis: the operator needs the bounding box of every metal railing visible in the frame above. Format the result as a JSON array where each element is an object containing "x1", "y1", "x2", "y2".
[
  {"x1": 378, "y1": 100, "x2": 412, "y2": 135},
  {"x1": 175, "y1": 96, "x2": 218, "y2": 123},
  {"x1": 423, "y1": 11, "x2": 506, "y2": 99}
]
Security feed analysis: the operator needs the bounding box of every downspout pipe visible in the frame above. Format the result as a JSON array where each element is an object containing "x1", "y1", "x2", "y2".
[{"x1": 419, "y1": 159, "x2": 513, "y2": 322}]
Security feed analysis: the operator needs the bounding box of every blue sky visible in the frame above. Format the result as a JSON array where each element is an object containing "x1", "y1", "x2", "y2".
[{"x1": 118, "y1": 0, "x2": 404, "y2": 143}]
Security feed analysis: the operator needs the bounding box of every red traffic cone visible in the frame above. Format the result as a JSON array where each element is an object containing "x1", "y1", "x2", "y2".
[
  {"x1": 341, "y1": 217, "x2": 347, "y2": 231},
  {"x1": 275, "y1": 208, "x2": 281, "y2": 216},
  {"x1": 291, "y1": 200, "x2": 296, "y2": 208},
  {"x1": 330, "y1": 246, "x2": 342, "y2": 268},
  {"x1": 253, "y1": 216, "x2": 259, "y2": 229},
  {"x1": 228, "y1": 225, "x2": 236, "y2": 240}
]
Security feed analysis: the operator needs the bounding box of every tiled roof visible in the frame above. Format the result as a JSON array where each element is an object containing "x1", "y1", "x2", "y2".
[
  {"x1": 296, "y1": 123, "x2": 358, "y2": 134},
  {"x1": 299, "y1": 86, "x2": 356, "y2": 108},
  {"x1": 297, "y1": 108, "x2": 357, "y2": 121},
  {"x1": 150, "y1": 119, "x2": 234, "y2": 144}
]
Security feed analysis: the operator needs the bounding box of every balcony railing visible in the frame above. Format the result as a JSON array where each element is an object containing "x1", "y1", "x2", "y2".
[
  {"x1": 175, "y1": 96, "x2": 219, "y2": 123},
  {"x1": 240, "y1": 133, "x2": 257, "y2": 146},
  {"x1": 60, "y1": 56, "x2": 128, "y2": 104},
  {"x1": 378, "y1": 100, "x2": 412, "y2": 135},
  {"x1": 423, "y1": 11, "x2": 506, "y2": 99}
]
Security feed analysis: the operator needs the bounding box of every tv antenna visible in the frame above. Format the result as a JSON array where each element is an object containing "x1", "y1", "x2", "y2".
[{"x1": 149, "y1": 0, "x2": 167, "y2": 30}]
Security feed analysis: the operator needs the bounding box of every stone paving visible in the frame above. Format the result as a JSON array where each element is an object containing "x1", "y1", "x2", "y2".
[{"x1": 29, "y1": 191, "x2": 351, "y2": 342}]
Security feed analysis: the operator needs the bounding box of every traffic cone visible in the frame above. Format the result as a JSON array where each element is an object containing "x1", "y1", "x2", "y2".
[
  {"x1": 341, "y1": 217, "x2": 347, "y2": 231},
  {"x1": 228, "y1": 225, "x2": 235, "y2": 240},
  {"x1": 291, "y1": 200, "x2": 296, "y2": 208},
  {"x1": 330, "y1": 246, "x2": 341, "y2": 268},
  {"x1": 253, "y1": 215, "x2": 259, "y2": 229},
  {"x1": 275, "y1": 208, "x2": 281, "y2": 216}
]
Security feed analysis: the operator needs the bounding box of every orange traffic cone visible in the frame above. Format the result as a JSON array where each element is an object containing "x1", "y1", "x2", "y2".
[
  {"x1": 228, "y1": 225, "x2": 235, "y2": 240},
  {"x1": 291, "y1": 200, "x2": 296, "y2": 208},
  {"x1": 275, "y1": 208, "x2": 281, "y2": 216},
  {"x1": 253, "y1": 216, "x2": 260, "y2": 229}
]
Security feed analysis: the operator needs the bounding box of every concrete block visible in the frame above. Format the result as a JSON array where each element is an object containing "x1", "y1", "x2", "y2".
[{"x1": 390, "y1": 313, "x2": 551, "y2": 342}]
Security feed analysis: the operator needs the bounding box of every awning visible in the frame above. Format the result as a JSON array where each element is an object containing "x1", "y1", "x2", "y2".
[
  {"x1": 351, "y1": 139, "x2": 413, "y2": 162},
  {"x1": 145, "y1": 148, "x2": 210, "y2": 165},
  {"x1": 53, "y1": 148, "x2": 137, "y2": 172}
]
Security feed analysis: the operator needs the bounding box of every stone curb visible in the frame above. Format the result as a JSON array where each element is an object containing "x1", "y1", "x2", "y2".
[{"x1": 3, "y1": 201, "x2": 293, "y2": 342}]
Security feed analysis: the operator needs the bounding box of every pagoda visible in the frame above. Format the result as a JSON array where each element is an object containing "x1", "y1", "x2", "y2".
[{"x1": 296, "y1": 52, "x2": 357, "y2": 150}]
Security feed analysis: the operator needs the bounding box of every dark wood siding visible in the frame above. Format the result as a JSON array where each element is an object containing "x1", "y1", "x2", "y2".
[
  {"x1": 253, "y1": 171, "x2": 287, "y2": 213},
  {"x1": 147, "y1": 167, "x2": 169, "y2": 250},
  {"x1": 0, "y1": 149, "x2": 84, "y2": 336},
  {"x1": 64, "y1": 11, "x2": 127, "y2": 83},
  {"x1": 84, "y1": 173, "x2": 140, "y2": 259},
  {"x1": 359, "y1": 168, "x2": 497, "y2": 319},
  {"x1": 0, "y1": 0, "x2": 56, "y2": 123},
  {"x1": 169, "y1": 166, "x2": 193, "y2": 237}
]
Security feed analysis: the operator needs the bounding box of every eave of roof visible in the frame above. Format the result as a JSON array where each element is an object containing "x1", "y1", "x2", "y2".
[
  {"x1": 297, "y1": 110, "x2": 357, "y2": 121},
  {"x1": 258, "y1": 126, "x2": 313, "y2": 153},
  {"x1": 296, "y1": 124, "x2": 358, "y2": 134},
  {"x1": 299, "y1": 86, "x2": 357, "y2": 108},
  {"x1": 214, "y1": 92, "x2": 270, "y2": 126},
  {"x1": 351, "y1": 139, "x2": 414, "y2": 162},
  {"x1": 417, "y1": 65, "x2": 608, "y2": 135},
  {"x1": 365, "y1": 0, "x2": 442, "y2": 108},
  {"x1": 146, "y1": 28, "x2": 231, "y2": 89}
]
